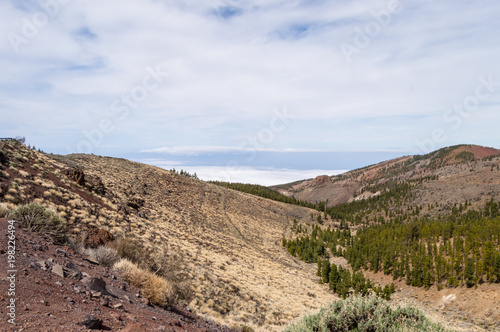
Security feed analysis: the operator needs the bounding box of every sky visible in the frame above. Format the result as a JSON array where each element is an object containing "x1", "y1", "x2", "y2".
[{"x1": 1, "y1": 0, "x2": 500, "y2": 185}]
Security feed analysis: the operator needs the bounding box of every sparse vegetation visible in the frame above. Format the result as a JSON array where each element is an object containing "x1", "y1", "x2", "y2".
[
  {"x1": 85, "y1": 245, "x2": 120, "y2": 267},
  {"x1": 210, "y1": 181, "x2": 319, "y2": 209},
  {"x1": 109, "y1": 237, "x2": 192, "y2": 304},
  {"x1": 8, "y1": 203, "x2": 68, "y2": 244},
  {"x1": 114, "y1": 258, "x2": 176, "y2": 307}
]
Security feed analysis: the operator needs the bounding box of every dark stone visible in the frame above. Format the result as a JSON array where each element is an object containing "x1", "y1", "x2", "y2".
[
  {"x1": 63, "y1": 168, "x2": 85, "y2": 186},
  {"x1": 0, "y1": 151, "x2": 8, "y2": 165},
  {"x1": 87, "y1": 277, "x2": 112, "y2": 296},
  {"x1": 127, "y1": 197, "x2": 144, "y2": 210},
  {"x1": 78, "y1": 315, "x2": 103, "y2": 330}
]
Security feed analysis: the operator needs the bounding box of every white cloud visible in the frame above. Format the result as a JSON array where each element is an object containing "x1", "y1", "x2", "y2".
[
  {"x1": 1, "y1": 0, "x2": 499, "y2": 156},
  {"x1": 139, "y1": 163, "x2": 347, "y2": 186}
]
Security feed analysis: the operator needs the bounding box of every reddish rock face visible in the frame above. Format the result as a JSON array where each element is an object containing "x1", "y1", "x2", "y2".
[
  {"x1": 85, "y1": 228, "x2": 114, "y2": 248},
  {"x1": 312, "y1": 175, "x2": 331, "y2": 186}
]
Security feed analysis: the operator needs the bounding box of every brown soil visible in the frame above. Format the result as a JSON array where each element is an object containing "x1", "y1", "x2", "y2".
[{"x1": 0, "y1": 218, "x2": 233, "y2": 331}]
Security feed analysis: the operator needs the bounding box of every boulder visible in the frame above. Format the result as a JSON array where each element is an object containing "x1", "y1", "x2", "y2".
[
  {"x1": 84, "y1": 228, "x2": 114, "y2": 248},
  {"x1": 86, "y1": 277, "x2": 113, "y2": 296},
  {"x1": 78, "y1": 315, "x2": 103, "y2": 330},
  {"x1": 63, "y1": 168, "x2": 85, "y2": 186},
  {"x1": 51, "y1": 264, "x2": 65, "y2": 278}
]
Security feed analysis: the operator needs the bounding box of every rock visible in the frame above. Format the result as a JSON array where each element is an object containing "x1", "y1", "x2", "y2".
[
  {"x1": 55, "y1": 248, "x2": 67, "y2": 256},
  {"x1": 55, "y1": 281, "x2": 63, "y2": 287},
  {"x1": 91, "y1": 291, "x2": 102, "y2": 298},
  {"x1": 69, "y1": 270, "x2": 83, "y2": 281},
  {"x1": 312, "y1": 175, "x2": 331, "y2": 186},
  {"x1": 113, "y1": 303, "x2": 124, "y2": 310},
  {"x1": 86, "y1": 174, "x2": 106, "y2": 195},
  {"x1": 84, "y1": 228, "x2": 114, "y2": 248},
  {"x1": 100, "y1": 298, "x2": 109, "y2": 307},
  {"x1": 51, "y1": 264, "x2": 65, "y2": 278},
  {"x1": 127, "y1": 197, "x2": 144, "y2": 210},
  {"x1": 64, "y1": 168, "x2": 85, "y2": 186},
  {"x1": 120, "y1": 323, "x2": 147, "y2": 332},
  {"x1": 37, "y1": 260, "x2": 48, "y2": 270},
  {"x1": 86, "y1": 277, "x2": 112, "y2": 296},
  {"x1": 84, "y1": 256, "x2": 100, "y2": 265},
  {"x1": 67, "y1": 298, "x2": 75, "y2": 304},
  {"x1": 78, "y1": 315, "x2": 103, "y2": 330},
  {"x1": 32, "y1": 244, "x2": 42, "y2": 251}
]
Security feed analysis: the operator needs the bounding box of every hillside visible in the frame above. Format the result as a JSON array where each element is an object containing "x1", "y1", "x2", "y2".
[
  {"x1": 2, "y1": 141, "x2": 499, "y2": 331},
  {"x1": 273, "y1": 144, "x2": 500, "y2": 331},
  {"x1": 0, "y1": 140, "x2": 334, "y2": 331},
  {"x1": 273, "y1": 145, "x2": 500, "y2": 210}
]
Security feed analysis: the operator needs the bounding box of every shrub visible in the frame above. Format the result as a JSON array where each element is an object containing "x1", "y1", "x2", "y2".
[
  {"x1": 283, "y1": 295, "x2": 448, "y2": 332},
  {"x1": 85, "y1": 245, "x2": 120, "y2": 267},
  {"x1": 108, "y1": 237, "x2": 143, "y2": 262},
  {"x1": 8, "y1": 203, "x2": 67, "y2": 244}
]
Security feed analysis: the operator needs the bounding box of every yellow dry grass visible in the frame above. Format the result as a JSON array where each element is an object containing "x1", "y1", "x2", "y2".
[{"x1": 114, "y1": 259, "x2": 175, "y2": 307}]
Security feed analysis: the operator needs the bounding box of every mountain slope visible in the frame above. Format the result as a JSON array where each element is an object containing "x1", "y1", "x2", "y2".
[
  {"x1": 273, "y1": 145, "x2": 500, "y2": 210},
  {"x1": 0, "y1": 140, "x2": 333, "y2": 330}
]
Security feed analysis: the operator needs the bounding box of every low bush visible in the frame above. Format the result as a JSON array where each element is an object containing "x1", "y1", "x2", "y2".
[
  {"x1": 85, "y1": 245, "x2": 120, "y2": 267},
  {"x1": 8, "y1": 203, "x2": 67, "y2": 244},
  {"x1": 283, "y1": 295, "x2": 448, "y2": 332}
]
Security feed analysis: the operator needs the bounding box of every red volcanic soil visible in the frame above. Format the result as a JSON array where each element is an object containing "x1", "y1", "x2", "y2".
[{"x1": 0, "y1": 218, "x2": 233, "y2": 332}]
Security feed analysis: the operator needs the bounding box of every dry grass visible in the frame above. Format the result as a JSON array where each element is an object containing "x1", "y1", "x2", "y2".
[
  {"x1": 114, "y1": 259, "x2": 175, "y2": 307},
  {"x1": 85, "y1": 245, "x2": 120, "y2": 267},
  {"x1": 4, "y1": 142, "x2": 493, "y2": 331}
]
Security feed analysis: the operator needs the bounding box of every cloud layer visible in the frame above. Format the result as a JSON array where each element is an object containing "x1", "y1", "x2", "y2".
[{"x1": 1, "y1": 0, "x2": 499, "y2": 160}]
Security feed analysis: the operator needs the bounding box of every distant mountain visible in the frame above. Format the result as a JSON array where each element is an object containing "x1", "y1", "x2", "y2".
[
  {"x1": 2, "y1": 141, "x2": 499, "y2": 331},
  {"x1": 272, "y1": 144, "x2": 500, "y2": 210}
]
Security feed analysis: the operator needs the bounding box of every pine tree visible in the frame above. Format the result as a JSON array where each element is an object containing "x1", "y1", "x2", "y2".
[
  {"x1": 321, "y1": 259, "x2": 331, "y2": 284},
  {"x1": 465, "y1": 258, "x2": 475, "y2": 288}
]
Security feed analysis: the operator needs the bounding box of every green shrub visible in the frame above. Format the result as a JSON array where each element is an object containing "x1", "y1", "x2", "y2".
[
  {"x1": 8, "y1": 203, "x2": 67, "y2": 244},
  {"x1": 283, "y1": 295, "x2": 448, "y2": 332}
]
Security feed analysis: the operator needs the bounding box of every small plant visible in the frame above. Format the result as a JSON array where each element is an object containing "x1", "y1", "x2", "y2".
[
  {"x1": 8, "y1": 203, "x2": 68, "y2": 244},
  {"x1": 85, "y1": 245, "x2": 120, "y2": 267},
  {"x1": 0, "y1": 203, "x2": 12, "y2": 218}
]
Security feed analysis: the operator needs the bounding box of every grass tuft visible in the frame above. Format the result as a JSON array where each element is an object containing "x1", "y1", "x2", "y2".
[{"x1": 114, "y1": 259, "x2": 175, "y2": 307}]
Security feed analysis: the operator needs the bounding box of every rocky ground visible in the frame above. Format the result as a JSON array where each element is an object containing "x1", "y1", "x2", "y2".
[{"x1": 0, "y1": 218, "x2": 234, "y2": 331}]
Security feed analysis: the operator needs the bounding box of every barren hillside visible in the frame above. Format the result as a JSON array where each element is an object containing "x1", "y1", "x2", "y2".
[
  {"x1": 0, "y1": 141, "x2": 333, "y2": 331},
  {"x1": 274, "y1": 145, "x2": 500, "y2": 210}
]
